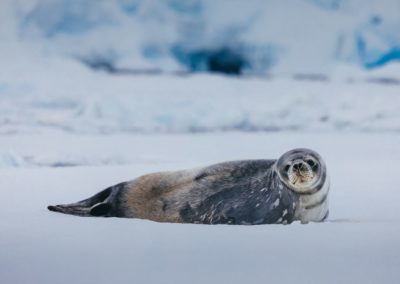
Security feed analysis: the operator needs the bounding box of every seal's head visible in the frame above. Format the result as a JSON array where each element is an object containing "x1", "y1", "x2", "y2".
[{"x1": 276, "y1": 148, "x2": 326, "y2": 194}]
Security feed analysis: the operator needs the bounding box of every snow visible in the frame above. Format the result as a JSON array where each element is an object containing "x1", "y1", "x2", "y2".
[
  {"x1": 1, "y1": 132, "x2": 400, "y2": 284},
  {"x1": 1, "y1": 1, "x2": 400, "y2": 283},
  {"x1": 0, "y1": 58, "x2": 399, "y2": 135}
]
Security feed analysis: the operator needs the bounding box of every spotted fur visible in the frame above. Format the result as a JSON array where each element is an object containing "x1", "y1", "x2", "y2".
[{"x1": 48, "y1": 149, "x2": 329, "y2": 225}]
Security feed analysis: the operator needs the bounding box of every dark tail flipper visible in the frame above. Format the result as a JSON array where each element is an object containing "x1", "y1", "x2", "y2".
[{"x1": 48, "y1": 185, "x2": 117, "y2": 217}]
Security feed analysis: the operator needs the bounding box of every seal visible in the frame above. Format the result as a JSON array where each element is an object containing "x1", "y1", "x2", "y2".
[{"x1": 48, "y1": 148, "x2": 329, "y2": 225}]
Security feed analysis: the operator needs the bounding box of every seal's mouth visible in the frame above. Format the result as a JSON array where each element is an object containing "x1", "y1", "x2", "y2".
[{"x1": 287, "y1": 159, "x2": 315, "y2": 186}]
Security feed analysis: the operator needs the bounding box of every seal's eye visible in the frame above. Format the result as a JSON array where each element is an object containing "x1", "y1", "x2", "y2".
[
  {"x1": 306, "y1": 159, "x2": 316, "y2": 168},
  {"x1": 284, "y1": 164, "x2": 290, "y2": 172}
]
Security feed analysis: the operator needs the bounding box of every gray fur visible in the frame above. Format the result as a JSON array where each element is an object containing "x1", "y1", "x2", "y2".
[{"x1": 48, "y1": 148, "x2": 329, "y2": 225}]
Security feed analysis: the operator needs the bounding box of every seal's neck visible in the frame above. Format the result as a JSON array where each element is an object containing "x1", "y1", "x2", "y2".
[{"x1": 294, "y1": 174, "x2": 330, "y2": 224}]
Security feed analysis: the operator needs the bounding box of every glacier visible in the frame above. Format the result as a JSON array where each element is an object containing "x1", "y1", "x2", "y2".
[
  {"x1": 1, "y1": 0, "x2": 399, "y2": 74},
  {"x1": 0, "y1": 0, "x2": 399, "y2": 135}
]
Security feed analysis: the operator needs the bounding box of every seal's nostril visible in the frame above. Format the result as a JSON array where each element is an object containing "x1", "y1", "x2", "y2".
[
  {"x1": 292, "y1": 161, "x2": 309, "y2": 171},
  {"x1": 293, "y1": 162, "x2": 303, "y2": 169}
]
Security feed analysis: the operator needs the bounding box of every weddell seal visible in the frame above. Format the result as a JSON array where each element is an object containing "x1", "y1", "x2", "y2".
[{"x1": 48, "y1": 148, "x2": 329, "y2": 225}]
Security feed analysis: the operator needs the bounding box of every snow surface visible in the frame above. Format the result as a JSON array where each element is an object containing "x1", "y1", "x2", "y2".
[{"x1": 1, "y1": 132, "x2": 400, "y2": 284}]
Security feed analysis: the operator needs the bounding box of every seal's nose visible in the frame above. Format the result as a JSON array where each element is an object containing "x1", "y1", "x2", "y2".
[{"x1": 293, "y1": 160, "x2": 307, "y2": 170}]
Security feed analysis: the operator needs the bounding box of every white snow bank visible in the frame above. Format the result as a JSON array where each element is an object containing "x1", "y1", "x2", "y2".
[{"x1": 0, "y1": 58, "x2": 399, "y2": 135}]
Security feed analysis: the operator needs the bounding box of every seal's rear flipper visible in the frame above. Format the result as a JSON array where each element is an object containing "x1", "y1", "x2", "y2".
[
  {"x1": 48, "y1": 186, "x2": 115, "y2": 217},
  {"x1": 47, "y1": 202, "x2": 112, "y2": 217},
  {"x1": 47, "y1": 204, "x2": 92, "y2": 216},
  {"x1": 90, "y1": 203, "x2": 112, "y2": 216}
]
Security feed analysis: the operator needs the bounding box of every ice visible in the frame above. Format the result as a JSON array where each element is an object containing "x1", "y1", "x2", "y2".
[
  {"x1": 1, "y1": 0, "x2": 400, "y2": 73},
  {"x1": 0, "y1": 61, "x2": 399, "y2": 136},
  {"x1": 1, "y1": 0, "x2": 400, "y2": 136},
  {"x1": 1, "y1": 133, "x2": 400, "y2": 283}
]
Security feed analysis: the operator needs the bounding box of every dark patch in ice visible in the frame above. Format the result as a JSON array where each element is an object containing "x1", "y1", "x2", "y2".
[
  {"x1": 77, "y1": 52, "x2": 118, "y2": 73},
  {"x1": 50, "y1": 162, "x2": 83, "y2": 168},
  {"x1": 171, "y1": 46, "x2": 249, "y2": 75},
  {"x1": 77, "y1": 54, "x2": 163, "y2": 75}
]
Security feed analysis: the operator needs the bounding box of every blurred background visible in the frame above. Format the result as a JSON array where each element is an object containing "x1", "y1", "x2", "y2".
[
  {"x1": 0, "y1": 0, "x2": 399, "y2": 162},
  {"x1": 2, "y1": 0, "x2": 400, "y2": 74}
]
